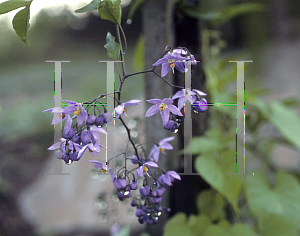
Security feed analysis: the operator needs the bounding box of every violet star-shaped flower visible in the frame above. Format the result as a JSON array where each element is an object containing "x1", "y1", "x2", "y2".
[
  {"x1": 172, "y1": 48, "x2": 197, "y2": 65},
  {"x1": 158, "y1": 171, "x2": 181, "y2": 186},
  {"x1": 145, "y1": 98, "x2": 183, "y2": 126},
  {"x1": 149, "y1": 136, "x2": 175, "y2": 162},
  {"x1": 136, "y1": 161, "x2": 158, "y2": 179},
  {"x1": 43, "y1": 107, "x2": 71, "y2": 125},
  {"x1": 77, "y1": 126, "x2": 107, "y2": 159},
  {"x1": 172, "y1": 89, "x2": 207, "y2": 110},
  {"x1": 62, "y1": 100, "x2": 88, "y2": 126},
  {"x1": 86, "y1": 160, "x2": 110, "y2": 173},
  {"x1": 115, "y1": 99, "x2": 142, "y2": 119},
  {"x1": 152, "y1": 52, "x2": 187, "y2": 78}
]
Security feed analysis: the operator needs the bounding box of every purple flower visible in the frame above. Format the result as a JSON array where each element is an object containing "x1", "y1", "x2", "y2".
[
  {"x1": 172, "y1": 48, "x2": 197, "y2": 65},
  {"x1": 86, "y1": 160, "x2": 109, "y2": 173},
  {"x1": 136, "y1": 161, "x2": 158, "y2": 179},
  {"x1": 193, "y1": 98, "x2": 208, "y2": 113},
  {"x1": 77, "y1": 126, "x2": 107, "y2": 159},
  {"x1": 140, "y1": 186, "x2": 151, "y2": 197},
  {"x1": 43, "y1": 107, "x2": 71, "y2": 125},
  {"x1": 145, "y1": 98, "x2": 183, "y2": 126},
  {"x1": 115, "y1": 99, "x2": 142, "y2": 119},
  {"x1": 158, "y1": 171, "x2": 181, "y2": 186},
  {"x1": 172, "y1": 89, "x2": 207, "y2": 110},
  {"x1": 48, "y1": 138, "x2": 82, "y2": 163},
  {"x1": 153, "y1": 51, "x2": 187, "y2": 77},
  {"x1": 62, "y1": 100, "x2": 88, "y2": 126},
  {"x1": 149, "y1": 137, "x2": 175, "y2": 162}
]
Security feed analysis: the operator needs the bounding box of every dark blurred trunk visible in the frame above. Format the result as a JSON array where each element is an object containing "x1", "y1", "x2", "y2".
[
  {"x1": 142, "y1": 0, "x2": 175, "y2": 235},
  {"x1": 269, "y1": 0, "x2": 298, "y2": 41},
  {"x1": 142, "y1": 0, "x2": 209, "y2": 235},
  {"x1": 170, "y1": 0, "x2": 210, "y2": 217}
]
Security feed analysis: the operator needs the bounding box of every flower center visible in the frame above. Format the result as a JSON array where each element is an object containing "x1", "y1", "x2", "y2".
[
  {"x1": 168, "y1": 59, "x2": 175, "y2": 68},
  {"x1": 160, "y1": 148, "x2": 164, "y2": 152},
  {"x1": 123, "y1": 108, "x2": 126, "y2": 113},
  {"x1": 101, "y1": 169, "x2": 107, "y2": 173},
  {"x1": 74, "y1": 108, "x2": 81, "y2": 116},
  {"x1": 159, "y1": 103, "x2": 167, "y2": 112},
  {"x1": 60, "y1": 114, "x2": 65, "y2": 119},
  {"x1": 143, "y1": 166, "x2": 148, "y2": 172}
]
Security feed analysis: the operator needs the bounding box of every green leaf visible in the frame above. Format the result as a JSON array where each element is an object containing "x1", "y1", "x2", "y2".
[
  {"x1": 112, "y1": 224, "x2": 131, "y2": 236},
  {"x1": 104, "y1": 32, "x2": 121, "y2": 60},
  {"x1": 12, "y1": 6, "x2": 30, "y2": 45},
  {"x1": 259, "y1": 214, "x2": 297, "y2": 236},
  {"x1": 195, "y1": 149, "x2": 242, "y2": 213},
  {"x1": 0, "y1": 0, "x2": 30, "y2": 15},
  {"x1": 197, "y1": 190, "x2": 226, "y2": 221},
  {"x1": 230, "y1": 224, "x2": 258, "y2": 236},
  {"x1": 245, "y1": 171, "x2": 300, "y2": 230},
  {"x1": 269, "y1": 101, "x2": 300, "y2": 151},
  {"x1": 127, "y1": 0, "x2": 146, "y2": 21},
  {"x1": 163, "y1": 213, "x2": 194, "y2": 236},
  {"x1": 184, "y1": 3, "x2": 266, "y2": 25},
  {"x1": 203, "y1": 225, "x2": 231, "y2": 236},
  {"x1": 75, "y1": 0, "x2": 100, "y2": 13},
  {"x1": 188, "y1": 214, "x2": 211, "y2": 236},
  {"x1": 98, "y1": 0, "x2": 122, "y2": 25},
  {"x1": 133, "y1": 34, "x2": 144, "y2": 71}
]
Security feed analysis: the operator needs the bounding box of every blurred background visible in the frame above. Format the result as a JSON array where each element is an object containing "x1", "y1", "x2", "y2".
[{"x1": 1, "y1": 0, "x2": 300, "y2": 235}]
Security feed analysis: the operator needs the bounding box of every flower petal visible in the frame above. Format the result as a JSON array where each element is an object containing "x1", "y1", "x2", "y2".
[
  {"x1": 192, "y1": 89, "x2": 207, "y2": 96},
  {"x1": 145, "y1": 105, "x2": 160, "y2": 117},
  {"x1": 178, "y1": 97, "x2": 185, "y2": 110},
  {"x1": 77, "y1": 145, "x2": 88, "y2": 160},
  {"x1": 162, "y1": 98, "x2": 173, "y2": 105},
  {"x1": 90, "y1": 126, "x2": 107, "y2": 134},
  {"x1": 63, "y1": 105, "x2": 77, "y2": 114},
  {"x1": 167, "y1": 171, "x2": 181, "y2": 180},
  {"x1": 147, "y1": 99, "x2": 162, "y2": 104},
  {"x1": 172, "y1": 90, "x2": 184, "y2": 100},
  {"x1": 136, "y1": 167, "x2": 144, "y2": 178},
  {"x1": 159, "y1": 136, "x2": 175, "y2": 144},
  {"x1": 161, "y1": 63, "x2": 171, "y2": 78},
  {"x1": 63, "y1": 114, "x2": 72, "y2": 134},
  {"x1": 152, "y1": 57, "x2": 168, "y2": 66},
  {"x1": 145, "y1": 161, "x2": 158, "y2": 168},
  {"x1": 175, "y1": 61, "x2": 186, "y2": 73},
  {"x1": 167, "y1": 104, "x2": 183, "y2": 116},
  {"x1": 160, "y1": 142, "x2": 173, "y2": 150},
  {"x1": 86, "y1": 160, "x2": 103, "y2": 168},
  {"x1": 124, "y1": 99, "x2": 142, "y2": 106},
  {"x1": 48, "y1": 141, "x2": 62, "y2": 150},
  {"x1": 51, "y1": 113, "x2": 65, "y2": 125},
  {"x1": 160, "y1": 110, "x2": 169, "y2": 126}
]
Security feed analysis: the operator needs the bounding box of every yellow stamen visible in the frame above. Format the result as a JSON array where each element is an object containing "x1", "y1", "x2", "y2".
[
  {"x1": 143, "y1": 166, "x2": 148, "y2": 172},
  {"x1": 159, "y1": 103, "x2": 166, "y2": 112},
  {"x1": 160, "y1": 148, "x2": 164, "y2": 152},
  {"x1": 74, "y1": 109, "x2": 80, "y2": 116},
  {"x1": 169, "y1": 59, "x2": 175, "y2": 68},
  {"x1": 101, "y1": 169, "x2": 107, "y2": 173},
  {"x1": 123, "y1": 108, "x2": 126, "y2": 113}
]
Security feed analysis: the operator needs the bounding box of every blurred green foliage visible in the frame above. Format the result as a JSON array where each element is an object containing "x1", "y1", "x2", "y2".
[{"x1": 163, "y1": 0, "x2": 300, "y2": 235}]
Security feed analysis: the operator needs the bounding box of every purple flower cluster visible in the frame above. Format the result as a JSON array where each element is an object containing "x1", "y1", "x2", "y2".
[{"x1": 44, "y1": 46, "x2": 207, "y2": 225}]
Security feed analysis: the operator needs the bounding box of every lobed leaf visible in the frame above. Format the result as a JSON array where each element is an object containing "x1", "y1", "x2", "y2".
[
  {"x1": 98, "y1": 0, "x2": 122, "y2": 25},
  {"x1": 104, "y1": 32, "x2": 121, "y2": 60}
]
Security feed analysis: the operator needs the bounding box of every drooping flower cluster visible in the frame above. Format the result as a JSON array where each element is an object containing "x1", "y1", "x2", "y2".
[{"x1": 44, "y1": 46, "x2": 208, "y2": 225}]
